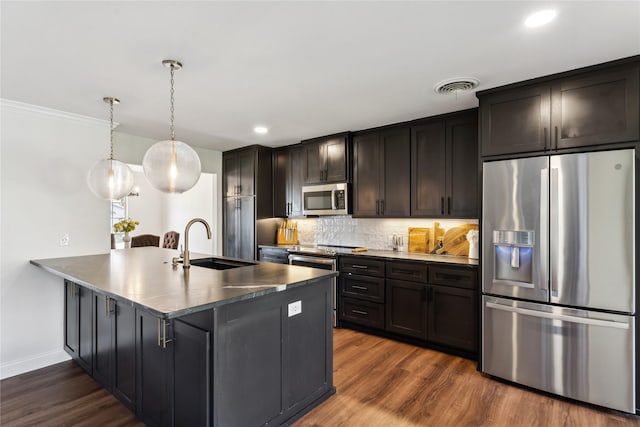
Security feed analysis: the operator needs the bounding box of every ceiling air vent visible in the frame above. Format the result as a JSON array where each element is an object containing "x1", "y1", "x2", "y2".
[{"x1": 433, "y1": 77, "x2": 480, "y2": 94}]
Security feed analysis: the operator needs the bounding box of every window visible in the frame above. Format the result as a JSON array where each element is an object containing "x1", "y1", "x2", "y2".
[{"x1": 110, "y1": 197, "x2": 128, "y2": 249}]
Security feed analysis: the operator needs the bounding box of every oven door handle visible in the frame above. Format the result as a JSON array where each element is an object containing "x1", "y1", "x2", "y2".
[{"x1": 288, "y1": 254, "x2": 337, "y2": 267}]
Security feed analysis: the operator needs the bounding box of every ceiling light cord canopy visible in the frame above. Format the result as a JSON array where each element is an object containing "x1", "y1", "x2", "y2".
[
  {"x1": 143, "y1": 60, "x2": 201, "y2": 193},
  {"x1": 87, "y1": 97, "x2": 135, "y2": 200}
]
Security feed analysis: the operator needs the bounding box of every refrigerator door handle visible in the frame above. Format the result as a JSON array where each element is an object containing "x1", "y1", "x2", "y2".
[
  {"x1": 485, "y1": 302, "x2": 630, "y2": 330},
  {"x1": 540, "y1": 168, "x2": 549, "y2": 292},
  {"x1": 549, "y1": 167, "x2": 559, "y2": 298}
]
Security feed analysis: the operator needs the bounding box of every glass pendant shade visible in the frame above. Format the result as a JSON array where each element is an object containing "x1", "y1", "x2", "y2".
[
  {"x1": 87, "y1": 158, "x2": 134, "y2": 200},
  {"x1": 142, "y1": 139, "x2": 201, "y2": 193}
]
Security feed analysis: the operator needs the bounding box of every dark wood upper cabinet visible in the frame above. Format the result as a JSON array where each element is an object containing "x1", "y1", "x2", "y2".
[
  {"x1": 411, "y1": 110, "x2": 478, "y2": 218},
  {"x1": 551, "y1": 64, "x2": 639, "y2": 149},
  {"x1": 223, "y1": 146, "x2": 272, "y2": 260},
  {"x1": 480, "y1": 59, "x2": 639, "y2": 156},
  {"x1": 302, "y1": 133, "x2": 350, "y2": 184},
  {"x1": 353, "y1": 126, "x2": 410, "y2": 217},
  {"x1": 273, "y1": 146, "x2": 305, "y2": 218}
]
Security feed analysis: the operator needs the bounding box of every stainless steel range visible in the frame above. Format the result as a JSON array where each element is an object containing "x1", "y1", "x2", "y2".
[{"x1": 288, "y1": 245, "x2": 356, "y2": 327}]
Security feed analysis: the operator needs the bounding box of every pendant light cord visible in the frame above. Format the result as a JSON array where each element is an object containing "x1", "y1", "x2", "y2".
[
  {"x1": 109, "y1": 98, "x2": 114, "y2": 160},
  {"x1": 169, "y1": 64, "x2": 175, "y2": 141}
]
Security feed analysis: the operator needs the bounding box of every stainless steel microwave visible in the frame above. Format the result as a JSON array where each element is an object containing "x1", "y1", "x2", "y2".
[{"x1": 302, "y1": 183, "x2": 350, "y2": 216}]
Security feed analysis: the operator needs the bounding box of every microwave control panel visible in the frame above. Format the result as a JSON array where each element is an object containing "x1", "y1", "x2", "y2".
[{"x1": 334, "y1": 190, "x2": 346, "y2": 209}]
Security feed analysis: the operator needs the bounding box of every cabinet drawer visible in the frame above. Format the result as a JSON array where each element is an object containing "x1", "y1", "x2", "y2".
[
  {"x1": 339, "y1": 256, "x2": 385, "y2": 277},
  {"x1": 386, "y1": 261, "x2": 428, "y2": 283},
  {"x1": 340, "y1": 274, "x2": 385, "y2": 303},
  {"x1": 429, "y1": 265, "x2": 477, "y2": 290},
  {"x1": 340, "y1": 297, "x2": 384, "y2": 329}
]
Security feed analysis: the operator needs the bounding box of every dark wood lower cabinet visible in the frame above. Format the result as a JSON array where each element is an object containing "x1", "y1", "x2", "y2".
[
  {"x1": 427, "y1": 285, "x2": 478, "y2": 352},
  {"x1": 339, "y1": 259, "x2": 479, "y2": 358},
  {"x1": 93, "y1": 292, "x2": 137, "y2": 411},
  {"x1": 385, "y1": 279, "x2": 428, "y2": 340},
  {"x1": 64, "y1": 280, "x2": 93, "y2": 373},
  {"x1": 173, "y1": 319, "x2": 211, "y2": 427},
  {"x1": 136, "y1": 310, "x2": 172, "y2": 427},
  {"x1": 63, "y1": 278, "x2": 334, "y2": 427}
]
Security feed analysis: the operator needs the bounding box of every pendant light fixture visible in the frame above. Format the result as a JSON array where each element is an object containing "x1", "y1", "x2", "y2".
[
  {"x1": 87, "y1": 97, "x2": 134, "y2": 200},
  {"x1": 143, "y1": 59, "x2": 201, "y2": 193}
]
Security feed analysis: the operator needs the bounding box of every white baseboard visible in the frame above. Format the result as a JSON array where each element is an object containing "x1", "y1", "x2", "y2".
[{"x1": 0, "y1": 350, "x2": 71, "y2": 380}]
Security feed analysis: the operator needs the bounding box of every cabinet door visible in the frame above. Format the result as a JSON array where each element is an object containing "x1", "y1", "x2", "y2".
[
  {"x1": 113, "y1": 299, "x2": 136, "y2": 410},
  {"x1": 215, "y1": 297, "x2": 282, "y2": 426},
  {"x1": 223, "y1": 198, "x2": 238, "y2": 257},
  {"x1": 77, "y1": 285, "x2": 93, "y2": 373},
  {"x1": 223, "y1": 153, "x2": 238, "y2": 197},
  {"x1": 137, "y1": 310, "x2": 172, "y2": 427},
  {"x1": 303, "y1": 141, "x2": 323, "y2": 184},
  {"x1": 272, "y1": 148, "x2": 288, "y2": 217},
  {"x1": 237, "y1": 149, "x2": 256, "y2": 196},
  {"x1": 480, "y1": 85, "x2": 551, "y2": 156},
  {"x1": 288, "y1": 146, "x2": 305, "y2": 217},
  {"x1": 93, "y1": 293, "x2": 113, "y2": 390},
  {"x1": 380, "y1": 127, "x2": 410, "y2": 217},
  {"x1": 411, "y1": 121, "x2": 446, "y2": 216},
  {"x1": 427, "y1": 285, "x2": 478, "y2": 353},
  {"x1": 447, "y1": 113, "x2": 479, "y2": 218},
  {"x1": 224, "y1": 197, "x2": 256, "y2": 260},
  {"x1": 64, "y1": 281, "x2": 92, "y2": 372},
  {"x1": 174, "y1": 319, "x2": 211, "y2": 427},
  {"x1": 239, "y1": 197, "x2": 256, "y2": 260},
  {"x1": 324, "y1": 137, "x2": 348, "y2": 183},
  {"x1": 552, "y1": 64, "x2": 640, "y2": 149},
  {"x1": 385, "y1": 279, "x2": 428, "y2": 340},
  {"x1": 64, "y1": 281, "x2": 79, "y2": 359},
  {"x1": 353, "y1": 132, "x2": 381, "y2": 217}
]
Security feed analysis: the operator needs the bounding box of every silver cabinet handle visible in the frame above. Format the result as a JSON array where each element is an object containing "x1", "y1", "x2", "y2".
[
  {"x1": 352, "y1": 285, "x2": 368, "y2": 290},
  {"x1": 486, "y1": 302, "x2": 630, "y2": 329},
  {"x1": 157, "y1": 318, "x2": 173, "y2": 349},
  {"x1": 352, "y1": 309, "x2": 368, "y2": 315},
  {"x1": 351, "y1": 265, "x2": 368, "y2": 270}
]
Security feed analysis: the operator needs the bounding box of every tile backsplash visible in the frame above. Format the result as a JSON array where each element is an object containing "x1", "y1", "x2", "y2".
[{"x1": 294, "y1": 216, "x2": 478, "y2": 250}]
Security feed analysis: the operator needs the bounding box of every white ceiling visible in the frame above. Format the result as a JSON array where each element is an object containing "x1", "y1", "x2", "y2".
[{"x1": 2, "y1": 1, "x2": 639, "y2": 151}]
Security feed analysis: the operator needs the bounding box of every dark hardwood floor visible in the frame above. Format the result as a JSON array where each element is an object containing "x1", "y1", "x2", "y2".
[{"x1": 1, "y1": 329, "x2": 638, "y2": 426}]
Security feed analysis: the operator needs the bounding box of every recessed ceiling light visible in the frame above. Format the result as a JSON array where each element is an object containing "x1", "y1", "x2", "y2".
[
  {"x1": 525, "y1": 9, "x2": 557, "y2": 28},
  {"x1": 254, "y1": 126, "x2": 269, "y2": 134}
]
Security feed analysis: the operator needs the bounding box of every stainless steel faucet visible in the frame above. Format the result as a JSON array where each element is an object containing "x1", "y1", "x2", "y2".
[{"x1": 182, "y1": 218, "x2": 212, "y2": 269}]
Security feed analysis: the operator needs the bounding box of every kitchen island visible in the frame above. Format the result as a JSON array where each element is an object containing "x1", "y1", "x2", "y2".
[{"x1": 31, "y1": 247, "x2": 337, "y2": 427}]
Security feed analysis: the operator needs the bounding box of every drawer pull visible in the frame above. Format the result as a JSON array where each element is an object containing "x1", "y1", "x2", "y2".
[
  {"x1": 352, "y1": 309, "x2": 368, "y2": 315},
  {"x1": 393, "y1": 268, "x2": 419, "y2": 275},
  {"x1": 351, "y1": 265, "x2": 369, "y2": 270},
  {"x1": 352, "y1": 285, "x2": 368, "y2": 290}
]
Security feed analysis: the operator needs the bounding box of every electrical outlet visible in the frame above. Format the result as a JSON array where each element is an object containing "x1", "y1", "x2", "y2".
[
  {"x1": 288, "y1": 300, "x2": 302, "y2": 317},
  {"x1": 60, "y1": 233, "x2": 69, "y2": 246}
]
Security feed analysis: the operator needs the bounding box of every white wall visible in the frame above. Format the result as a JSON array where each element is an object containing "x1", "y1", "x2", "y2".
[
  {"x1": 0, "y1": 101, "x2": 224, "y2": 379},
  {"x1": 114, "y1": 132, "x2": 223, "y2": 255},
  {"x1": 127, "y1": 166, "x2": 217, "y2": 254},
  {"x1": 0, "y1": 100, "x2": 111, "y2": 378}
]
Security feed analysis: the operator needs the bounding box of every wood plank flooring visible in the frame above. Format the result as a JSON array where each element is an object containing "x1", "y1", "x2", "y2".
[{"x1": 1, "y1": 329, "x2": 638, "y2": 426}]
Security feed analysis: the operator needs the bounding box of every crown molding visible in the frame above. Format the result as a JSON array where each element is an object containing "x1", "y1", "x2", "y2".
[{"x1": 1, "y1": 98, "x2": 118, "y2": 128}]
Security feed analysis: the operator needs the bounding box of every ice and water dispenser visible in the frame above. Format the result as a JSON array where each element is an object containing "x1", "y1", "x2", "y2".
[{"x1": 492, "y1": 230, "x2": 535, "y2": 287}]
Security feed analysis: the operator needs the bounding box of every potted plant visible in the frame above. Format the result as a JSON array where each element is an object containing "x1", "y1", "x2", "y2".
[{"x1": 114, "y1": 218, "x2": 139, "y2": 248}]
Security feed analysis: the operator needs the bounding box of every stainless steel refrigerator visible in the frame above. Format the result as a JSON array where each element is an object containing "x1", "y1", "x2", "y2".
[{"x1": 482, "y1": 149, "x2": 637, "y2": 413}]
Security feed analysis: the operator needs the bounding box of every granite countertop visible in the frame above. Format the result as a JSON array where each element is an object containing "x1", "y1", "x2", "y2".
[
  {"x1": 31, "y1": 247, "x2": 337, "y2": 319},
  {"x1": 259, "y1": 244, "x2": 479, "y2": 266}
]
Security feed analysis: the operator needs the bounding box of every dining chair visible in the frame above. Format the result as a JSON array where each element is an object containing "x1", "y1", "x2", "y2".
[
  {"x1": 162, "y1": 231, "x2": 180, "y2": 249},
  {"x1": 131, "y1": 234, "x2": 160, "y2": 248}
]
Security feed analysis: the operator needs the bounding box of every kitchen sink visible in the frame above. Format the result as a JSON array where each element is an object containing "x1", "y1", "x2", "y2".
[{"x1": 189, "y1": 257, "x2": 255, "y2": 270}]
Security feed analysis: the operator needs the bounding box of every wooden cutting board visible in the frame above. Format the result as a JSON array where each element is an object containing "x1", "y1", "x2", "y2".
[
  {"x1": 408, "y1": 227, "x2": 428, "y2": 252},
  {"x1": 439, "y1": 224, "x2": 478, "y2": 256}
]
